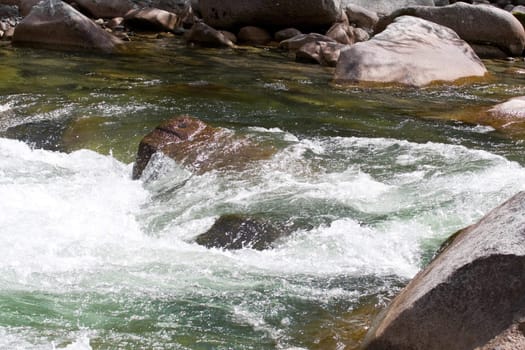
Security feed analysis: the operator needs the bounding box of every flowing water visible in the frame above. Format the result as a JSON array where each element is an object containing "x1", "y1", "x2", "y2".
[{"x1": 1, "y1": 37, "x2": 525, "y2": 349}]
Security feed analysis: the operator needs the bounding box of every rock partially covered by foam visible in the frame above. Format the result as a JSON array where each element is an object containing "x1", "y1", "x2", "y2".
[{"x1": 363, "y1": 191, "x2": 525, "y2": 350}]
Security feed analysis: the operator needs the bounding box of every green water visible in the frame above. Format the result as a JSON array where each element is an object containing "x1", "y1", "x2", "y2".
[{"x1": 1, "y1": 37, "x2": 525, "y2": 349}]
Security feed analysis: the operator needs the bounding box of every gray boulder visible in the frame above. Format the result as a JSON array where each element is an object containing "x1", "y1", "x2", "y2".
[
  {"x1": 380, "y1": 2, "x2": 525, "y2": 56},
  {"x1": 12, "y1": 0, "x2": 123, "y2": 52},
  {"x1": 334, "y1": 16, "x2": 487, "y2": 87},
  {"x1": 340, "y1": 0, "x2": 435, "y2": 15},
  {"x1": 344, "y1": 4, "x2": 379, "y2": 33},
  {"x1": 363, "y1": 191, "x2": 525, "y2": 350},
  {"x1": 198, "y1": 0, "x2": 343, "y2": 31},
  {"x1": 195, "y1": 214, "x2": 285, "y2": 250}
]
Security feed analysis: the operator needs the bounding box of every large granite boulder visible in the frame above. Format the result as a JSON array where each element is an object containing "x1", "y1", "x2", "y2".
[
  {"x1": 195, "y1": 214, "x2": 285, "y2": 250},
  {"x1": 334, "y1": 16, "x2": 487, "y2": 87},
  {"x1": 73, "y1": 0, "x2": 135, "y2": 19},
  {"x1": 12, "y1": 0, "x2": 123, "y2": 52},
  {"x1": 379, "y1": 2, "x2": 525, "y2": 56},
  {"x1": 132, "y1": 116, "x2": 275, "y2": 179},
  {"x1": 198, "y1": 0, "x2": 343, "y2": 31},
  {"x1": 363, "y1": 191, "x2": 525, "y2": 350},
  {"x1": 341, "y1": 0, "x2": 435, "y2": 16},
  {"x1": 344, "y1": 4, "x2": 379, "y2": 33}
]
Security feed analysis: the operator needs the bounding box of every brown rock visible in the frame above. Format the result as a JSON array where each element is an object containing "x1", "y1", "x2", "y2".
[
  {"x1": 334, "y1": 16, "x2": 487, "y2": 87},
  {"x1": 123, "y1": 8, "x2": 180, "y2": 32},
  {"x1": 378, "y1": 2, "x2": 525, "y2": 56},
  {"x1": 295, "y1": 41, "x2": 322, "y2": 64},
  {"x1": 274, "y1": 28, "x2": 301, "y2": 42},
  {"x1": 19, "y1": 0, "x2": 40, "y2": 17},
  {"x1": 198, "y1": 0, "x2": 343, "y2": 31},
  {"x1": 132, "y1": 116, "x2": 275, "y2": 179},
  {"x1": 12, "y1": 0, "x2": 123, "y2": 52},
  {"x1": 296, "y1": 40, "x2": 347, "y2": 66},
  {"x1": 185, "y1": 21, "x2": 234, "y2": 47},
  {"x1": 363, "y1": 191, "x2": 525, "y2": 350},
  {"x1": 319, "y1": 41, "x2": 348, "y2": 66},
  {"x1": 237, "y1": 25, "x2": 271, "y2": 45}
]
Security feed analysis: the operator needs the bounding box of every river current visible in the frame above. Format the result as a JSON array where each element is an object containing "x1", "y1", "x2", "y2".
[{"x1": 1, "y1": 38, "x2": 525, "y2": 349}]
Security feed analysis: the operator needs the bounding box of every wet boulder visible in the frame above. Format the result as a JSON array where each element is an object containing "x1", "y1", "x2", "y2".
[
  {"x1": 195, "y1": 214, "x2": 284, "y2": 250},
  {"x1": 363, "y1": 191, "x2": 525, "y2": 350},
  {"x1": 12, "y1": 0, "x2": 123, "y2": 52},
  {"x1": 73, "y1": 0, "x2": 135, "y2": 19},
  {"x1": 132, "y1": 116, "x2": 275, "y2": 179},
  {"x1": 123, "y1": 8, "x2": 180, "y2": 32},
  {"x1": 340, "y1": 0, "x2": 435, "y2": 16},
  {"x1": 198, "y1": 0, "x2": 343, "y2": 32},
  {"x1": 334, "y1": 16, "x2": 487, "y2": 87},
  {"x1": 379, "y1": 2, "x2": 525, "y2": 57},
  {"x1": 185, "y1": 21, "x2": 234, "y2": 47},
  {"x1": 237, "y1": 26, "x2": 271, "y2": 45}
]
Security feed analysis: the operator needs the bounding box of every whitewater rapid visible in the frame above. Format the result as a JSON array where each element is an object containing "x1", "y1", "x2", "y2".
[{"x1": 1, "y1": 130, "x2": 524, "y2": 349}]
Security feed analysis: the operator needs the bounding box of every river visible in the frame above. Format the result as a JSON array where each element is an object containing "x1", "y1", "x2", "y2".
[{"x1": 1, "y1": 37, "x2": 525, "y2": 349}]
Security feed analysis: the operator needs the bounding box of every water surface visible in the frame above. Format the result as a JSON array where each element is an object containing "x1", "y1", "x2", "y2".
[{"x1": 1, "y1": 37, "x2": 525, "y2": 349}]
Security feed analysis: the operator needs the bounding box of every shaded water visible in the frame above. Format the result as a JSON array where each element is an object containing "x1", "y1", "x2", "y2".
[{"x1": 1, "y1": 37, "x2": 525, "y2": 349}]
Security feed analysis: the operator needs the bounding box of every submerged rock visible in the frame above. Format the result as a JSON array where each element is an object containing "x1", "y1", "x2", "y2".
[
  {"x1": 379, "y1": 2, "x2": 525, "y2": 56},
  {"x1": 198, "y1": 0, "x2": 342, "y2": 31},
  {"x1": 195, "y1": 214, "x2": 285, "y2": 250},
  {"x1": 132, "y1": 115, "x2": 275, "y2": 179},
  {"x1": 12, "y1": 0, "x2": 123, "y2": 52},
  {"x1": 334, "y1": 16, "x2": 487, "y2": 87},
  {"x1": 363, "y1": 191, "x2": 525, "y2": 350}
]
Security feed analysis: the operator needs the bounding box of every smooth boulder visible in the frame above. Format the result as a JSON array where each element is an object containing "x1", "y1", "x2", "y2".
[
  {"x1": 198, "y1": 0, "x2": 343, "y2": 31},
  {"x1": 185, "y1": 21, "x2": 234, "y2": 47},
  {"x1": 380, "y1": 2, "x2": 525, "y2": 56},
  {"x1": 363, "y1": 191, "x2": 525, "y2": 350},
  {"x1": 340, "y1": 0, "x2": 435, "y2": 15},
  {"x1": 334, "y1": 16, "x2": 487, "y2": 87},
  {"x1": 132, "y1": 116, "x2": 275, "y2": 179},
  {"x1": 12, "y1": 0, "x2": 123, "y2": 52},
  {"x1": 195, "y1": 214, "x2": 284, "y2": 250}
]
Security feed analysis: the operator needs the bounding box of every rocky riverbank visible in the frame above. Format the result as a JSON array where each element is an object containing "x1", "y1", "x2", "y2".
[{"x1": 1, "y1": 0, "x2": 525, "y2": 86}]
